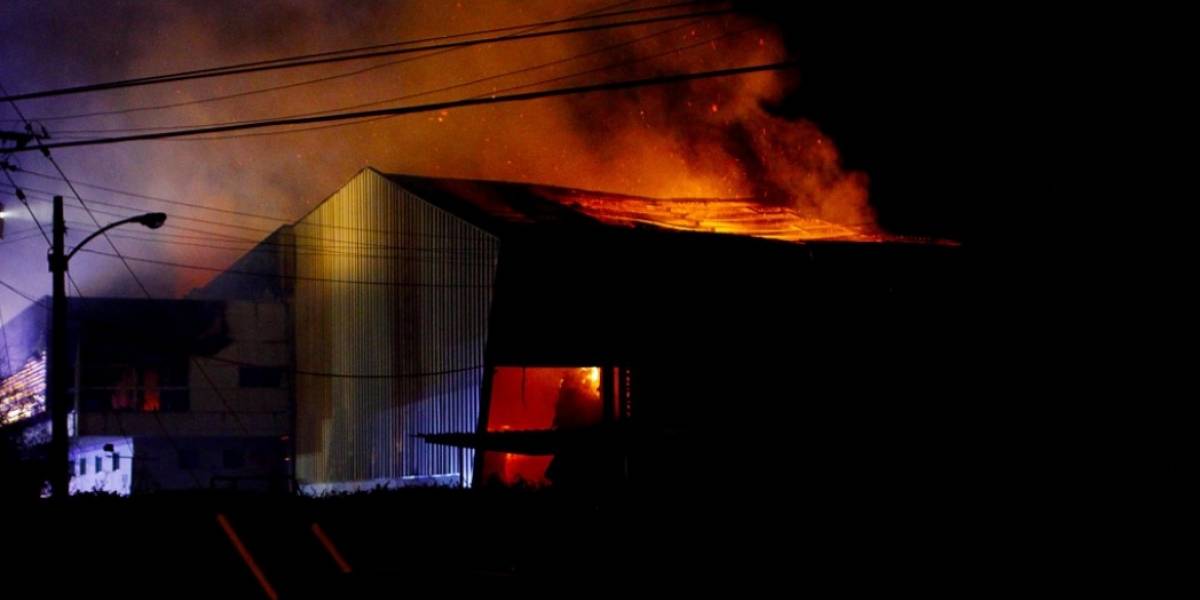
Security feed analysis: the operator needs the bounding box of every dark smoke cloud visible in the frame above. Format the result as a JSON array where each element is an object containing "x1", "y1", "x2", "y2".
[{"x1": 1, "y1": 0, "x2": 868, "y2": 325}]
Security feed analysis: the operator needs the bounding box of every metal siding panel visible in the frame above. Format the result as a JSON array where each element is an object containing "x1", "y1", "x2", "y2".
[{"x1": 294, "y1": 170, "x2": 495, "y2": 489}]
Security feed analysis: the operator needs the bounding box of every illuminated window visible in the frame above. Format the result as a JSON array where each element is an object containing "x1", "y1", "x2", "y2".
[
  {"x1": 0, "y1": 354, "x2": 47, "y2": 426},
  {"x1": 142, "y1": 368, "x2": 160, "y2": 411},
  {"x1": 482, "y1": 366, "x2": 606, "y2": 486},
  {"x1": 81, "y1": 360, "x2": 188, "y2": 412}
]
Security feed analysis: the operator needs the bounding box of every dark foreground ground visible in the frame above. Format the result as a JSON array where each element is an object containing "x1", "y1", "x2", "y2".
[{"x1": 1, "y1": 479, "x2": 1028, "y2": 598}]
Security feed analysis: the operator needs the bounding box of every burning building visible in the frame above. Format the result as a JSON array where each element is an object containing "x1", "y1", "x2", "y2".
[
  {"x1": 259, "y1": 168, "x2": 963, "y2": 493},
  {"x1": 0, "y1": 166, "x2": 964, "y2": 495}
]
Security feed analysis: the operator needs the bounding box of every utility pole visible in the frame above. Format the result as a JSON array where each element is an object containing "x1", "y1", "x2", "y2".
[
  {"x1": 42, "y1": 194, "x2": 165, "y2": 499},
  {"x1": 49, "y1": 195, "x2": 69, "y2": 498}
]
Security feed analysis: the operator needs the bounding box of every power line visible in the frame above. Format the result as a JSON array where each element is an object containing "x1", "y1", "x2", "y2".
[
  {"x1": 114, "y1": 226, "x2": 489, "y2": 263},
  {"x1": 57, "y1": 221, "x2": 495, "y2": 262},
  {"x1": 38, "y1": 154, "x2": 152, "y2": 295},
  {"x1": 4, "y1": 2, "x2": 691, "y2": 265},
  {"x1": 28, "y1": 195, "x2": 493, "y2": 251},
  {"x1": 2, "y1": 20, "x2": 740, "y2": 242},
  {"x1": 1, "y1": 19, "x2": 707, "y2": 233},
  {"x1": 0, "y1": 5, "x2": 731, "y2": 104},
  {"x1": 8, "y1": 189, "x2": 493, "y2": 249},
  {"x1": 202, "y1": 354, "x2": 484, "y2": 380},
  {"x1": 0, "y1": 18, "x2": 708, "y2": 245},
  {"x1": 0, "y1": 225, "x2": 37, "y2": 239},
  {"x1": 0, "y1": 0, "x2": 646, "y2": 112},
  {"x1": 46, "y1": 17, "x2": 703, "y2": 136},
  {"x1": 0, "y1": 229, "x2": 45, "y2": 245},
  {"x1": 2, "y1": 84, "x2": 85, "y2": 297},
  {"x1": 150, "y1": 115, "x2": 374, "y2": 142},
  {"x1": 84, "y1": 224, "x2": 488, "y2": 255},
  {"x1": 4, "y1": 34, "x2": 758, "y2": 258},
  {"x1": 0, "y1": 278, "x2": 46, "y2": 306},
  {"x1": 2, "y1": 184, "x2": 288, "y2": 234},
  {"x1": 1, "y1": 166, "x2": 52, "y2": 247},
  {"x1": 0, "y1": 181, "x2": 74, "y2": 301},
  {"x1": 1, "y1": 0, "x2": 664, "y2": 126},
  {"x1": 75, "y1": 248, "x2": 494, "y2": 288},
  {"x1": 6, "y1": 61, "x2": 798, "y2": 153},
  {"x1": 51, "y1": 165, "x2": 255, "y2": 454},
  {"x1": 1, "y1": 177, "x2": 502, "y2": 244},
  {"x1": 97, "y1": 230, "x2": 494, "y2": 263},
  {"x1": 4, "y1": 164, "x2": 288, "y2": 222},
  {"x1": 45, "y1": 14, "x2": 739, "y2": 146},
  {"x1": 16, "y1": 163, "x2": 194, "y2": 492},
  {"x1": 5, "y1": 48, "x2": 761, "y2": 258},
  {"x1": 478, "y1": 23, "x2": 754, "y2": 97},
  {"x1": 1, "y1": 189, "x2": 160, "y2": 225},
  {"x1": 4, "y1": 84, "x2": 246, "y2": 481}
]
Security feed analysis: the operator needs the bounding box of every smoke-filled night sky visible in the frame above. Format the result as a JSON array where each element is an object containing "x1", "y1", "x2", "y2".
[{"x1": 1, "y1": 0, "x2": 966, "y2": 336}]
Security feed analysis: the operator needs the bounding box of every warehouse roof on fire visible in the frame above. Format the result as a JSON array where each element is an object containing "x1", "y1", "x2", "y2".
[{"x1": 383, "y1": 172, "x2": 876, "y2": 243}]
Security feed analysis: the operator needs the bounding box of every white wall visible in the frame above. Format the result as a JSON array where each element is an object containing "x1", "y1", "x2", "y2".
[{"x1": 69, "y1": 436, "x2": 133, "y2": 496}]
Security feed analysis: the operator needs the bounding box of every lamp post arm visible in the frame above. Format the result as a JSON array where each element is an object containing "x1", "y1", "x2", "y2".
[{"x1": 65, "y1": 216, "x2": 145, "y2": 263}]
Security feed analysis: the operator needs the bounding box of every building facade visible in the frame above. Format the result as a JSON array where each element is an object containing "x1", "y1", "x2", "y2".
[
  {"x1": 0, "y1": 297, "x2": 291, "y2": 495},
  {"x1": 3, "y1": 167, "x2": 965, "y2": 495},
  {"x1": 290, "y1": 170, "x2": 499, "y2": 492},
  {"x1": 277, "y1": 169, "x2": 963, "y2": 492}
]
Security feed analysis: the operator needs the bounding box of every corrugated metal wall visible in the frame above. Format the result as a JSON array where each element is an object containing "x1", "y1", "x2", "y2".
[{"x1": 294, "y1": 169, "x2": 498, "y2": 488}]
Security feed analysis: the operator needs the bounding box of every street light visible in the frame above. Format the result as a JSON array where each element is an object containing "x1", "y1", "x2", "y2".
[
  {"x1": 47, "y1": 195, "x2": 167, "y2": 499},
  {"x1": 65, "y1": 212, "x2": 166, "y2": 262}
]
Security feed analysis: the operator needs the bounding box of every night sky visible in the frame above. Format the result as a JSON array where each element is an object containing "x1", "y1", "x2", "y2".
[{"x1": 1, "y1": 0, "x2": 968, "y2": 337}]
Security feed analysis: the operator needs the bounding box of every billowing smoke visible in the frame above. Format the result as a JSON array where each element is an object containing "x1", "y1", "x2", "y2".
[{"x1": 0, "y1": 0, "x2": 870, "y2": 303}]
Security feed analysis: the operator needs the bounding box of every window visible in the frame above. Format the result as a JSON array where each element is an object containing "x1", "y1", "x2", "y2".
[
  {"x1": 112, "y1": 452, "x2": 120, "y2": 472},
  {"x1": 79, "y1": 458, "x2": 86, "y2": 475},
  {"x1": 223, "y1": 448, "x2": 245, "y2": 469},
  {"x1": 95, "y1": 456, "x2": 103, "y2": 473},
  {"x1": 178, "y1": 448, "x2": 198, "y2": 470},
  {"x1": 80, "y1": 359, "x2": 189, "y2": 412},
  {"x1": 482, "y1": 366, "x2": 606, "y2": 485},
  {"x1": 238, "y1": 366, "x2": 284, "y2": 388},
  {"x1": 142, "y1": 368, "x2": 160, "y2": 411}
]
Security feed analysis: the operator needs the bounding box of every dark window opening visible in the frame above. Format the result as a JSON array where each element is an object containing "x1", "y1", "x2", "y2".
[
  {"x1": 223, "y1": 448, "x2": 245, "y2": 469},
  {"x1": 238, "y1": 366, "x2": 284, "y2": 388},
  {"x1": 112, "y1": 452, "x2": 120, "y2": 471},
  {"x1": 79, "y1": 458, "x2": 86, "y2": 475},
  {"x1": 95, "y1": 456, "x2": 102, "y2": 473},
  {"x1": 178, "y1": 448, "x2": 198, "y2": 470}
]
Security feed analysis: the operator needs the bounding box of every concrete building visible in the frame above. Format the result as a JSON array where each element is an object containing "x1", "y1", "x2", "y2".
[{"x1": 0, "y1": 296, "x2": 291, "y2": 494}]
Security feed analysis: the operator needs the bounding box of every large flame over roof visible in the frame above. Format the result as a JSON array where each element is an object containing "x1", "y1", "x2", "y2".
[
  {"x1": 553, "y1": 193, "x2": 870, "y2": 242},
  {"x1": 388, "y1": 173, "x2": 878, "y2": 243}
]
